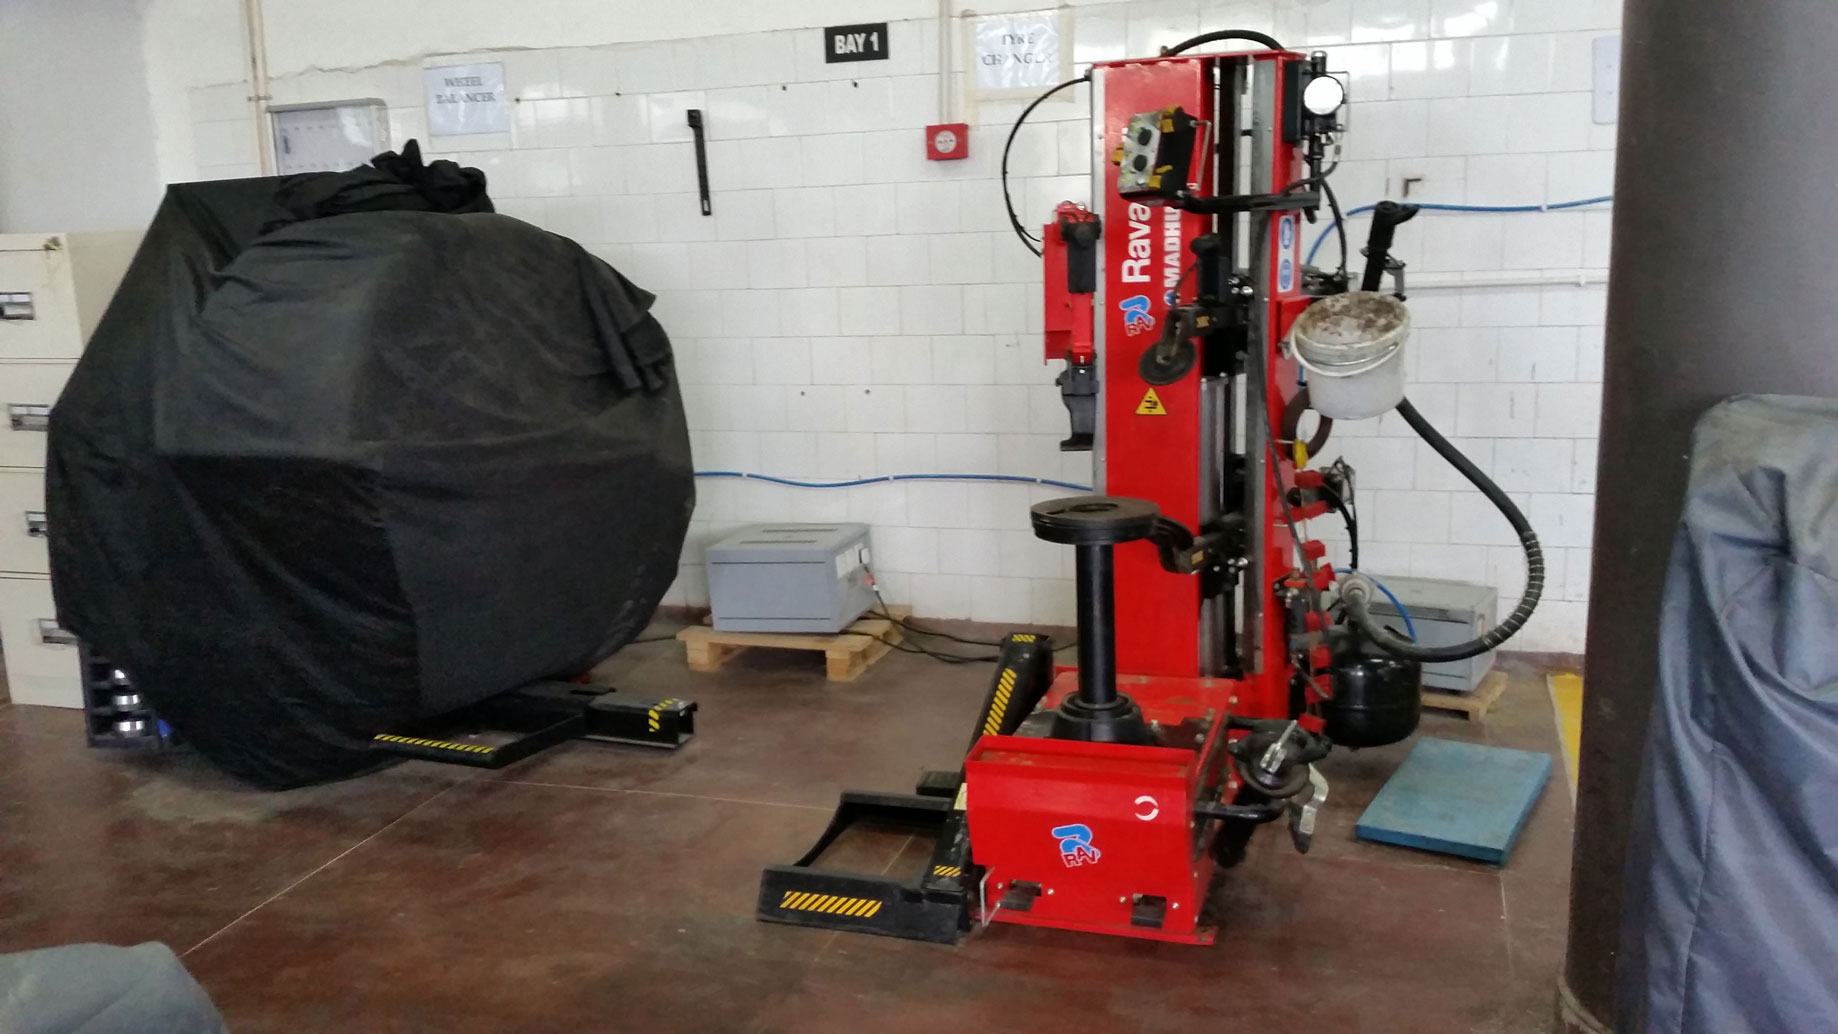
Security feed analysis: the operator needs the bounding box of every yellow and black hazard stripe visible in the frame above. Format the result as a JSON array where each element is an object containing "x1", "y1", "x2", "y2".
[
  {"x1": 930, "y1": 865, "x2": 963, "y2": 878},
  {"x1": 982, "y1": 667, "x2": 1018, "y2": 736},
  {"x1": 778, "y1": 891, "x2": 882, "y2": 918},
  {"x1": 372, "y1": 734, "x2": 495, "y2": 755},
  {"x1": 647, "y1": 698, "x2": 677, "y2": 733}
]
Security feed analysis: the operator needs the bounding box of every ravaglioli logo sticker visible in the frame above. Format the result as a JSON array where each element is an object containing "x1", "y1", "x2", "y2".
[
  {"x1": 1052, "y1": 823, "x2": 1101, "y2": 867},
  {"x1": 1120, "y1": 201, "x2": 1185, "y2": 290},
  {"x1": 1119, "y1": 294, "x2": 1156, "y2": 336}
]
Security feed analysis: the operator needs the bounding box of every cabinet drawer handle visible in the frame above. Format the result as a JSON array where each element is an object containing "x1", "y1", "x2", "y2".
[
  {"x1": 0, "y1": 292, "x2": 32, "y2": 321},
  {"x1": 24, "y1": 511, "x2": 46, "y2": 537},
  {"x1": 36, "y1": 618, "x2": 77, "y2": 646},
  {"x1": 7, "y1": 404, "x2": 49, "y2": 431}
]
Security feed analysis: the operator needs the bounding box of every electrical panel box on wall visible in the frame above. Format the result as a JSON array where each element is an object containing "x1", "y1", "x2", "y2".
[{"x1": 270, "y1": 100, "x2": 389, "y2": 175}]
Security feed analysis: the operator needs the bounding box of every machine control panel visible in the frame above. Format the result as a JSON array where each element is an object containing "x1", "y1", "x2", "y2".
[{"x1": 1115, "y1": 106, "x2": 1202, "y2": 198}]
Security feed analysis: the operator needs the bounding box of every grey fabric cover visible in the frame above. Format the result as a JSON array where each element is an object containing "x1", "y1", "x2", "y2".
[
  {"x1": 1618, "y1": 394, "x2": 1838, "y2": 1033},
  {"x1": 0, "y1": 942, "x2": 227, "y2": 1034}
]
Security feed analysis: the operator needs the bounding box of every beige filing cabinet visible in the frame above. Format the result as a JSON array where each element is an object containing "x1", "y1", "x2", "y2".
[{"x1": 0, "y1": 231, "x2": 141, "y2": 707}]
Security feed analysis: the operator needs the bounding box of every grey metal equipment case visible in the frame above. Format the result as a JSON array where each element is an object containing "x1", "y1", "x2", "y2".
[
  {"x1": 707, "y1": 524, "x2": 875, "y2": 633},
  {"x1": 1363, "y1": 575, "x2": 1499, "y2": 691}
]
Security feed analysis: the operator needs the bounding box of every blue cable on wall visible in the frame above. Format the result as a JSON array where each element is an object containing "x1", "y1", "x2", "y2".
[
  {"x1": 699, "y1": 199, "x2": 1613, "y2": 502},
  {"x1": 699, "y1": 481, "x2": 1417, "y2": 637},
  {"x1": 695, "y1": 471, "x2": 1094, "y2": 492},
  {"x1": 708, "y1": 198, "x2": 1593, "y2": 625},
  {"x1": 1307, "y1": 195, "x2": 1615, "y2": 266}
]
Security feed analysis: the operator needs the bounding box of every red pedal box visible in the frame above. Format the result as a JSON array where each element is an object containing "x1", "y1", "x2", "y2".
[{"x1": 925, "y1": 123, "x2": 969, "y2": 161}]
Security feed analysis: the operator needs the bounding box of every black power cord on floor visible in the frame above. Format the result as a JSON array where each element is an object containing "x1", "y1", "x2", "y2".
[
  {"x1": 630, "y1": 581, "x2": 1081, "y2": 666},
  {"x1": 861, "y1": 597, "x2": 1004, "y2": 663},
  {"x1": 871, "y1": 605, "x2": 1001, "y2": 647},
  {"x1": 846, "y1": 621, "x2": 1081, "y2": 666},
  {"x1": 846, "y1": 629, "x2": 1002, "y2": 664},
  {"x1": 867, "y1": 581, "x2": 1079, "y2": 660},
  {"x1": 625, "y1": 617, "x2": 998, "y2": 663}
]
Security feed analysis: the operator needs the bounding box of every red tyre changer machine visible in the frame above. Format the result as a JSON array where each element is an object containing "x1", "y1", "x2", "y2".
[{"x1": 758, "y1": 31, "x2": 1544, "y2": 945}]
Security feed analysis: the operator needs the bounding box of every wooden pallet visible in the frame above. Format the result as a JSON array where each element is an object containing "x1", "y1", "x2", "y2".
[
  {"x1": 1421, "y1": 669, "x2": 1507, "y2": 721},
  {"x1": 675, "y1": 607, "x2": 909, "y2": 682}
]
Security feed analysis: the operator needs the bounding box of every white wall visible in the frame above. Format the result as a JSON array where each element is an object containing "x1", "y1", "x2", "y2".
[
  {"x1": 147, "y1": 0, "x2": 1616, "y2": 651},
  {"x1": 0, "y1": 0, "x2": 163, "y2": 232},
  {"x1": 141, "y1": 0, "x2": 247, "y2": 195},
  {"x1": 258, "y1": 0, "x2": 955, "y2": 76}
]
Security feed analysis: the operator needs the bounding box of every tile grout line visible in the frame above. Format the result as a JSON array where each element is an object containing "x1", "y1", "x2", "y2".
[
  {"x1": 811, "y1": 832, "x2": 916, "y2": 962},
  {"x1": 178, "y1": 783, "x2": 458, "y2": 959},
  {"x1": 748, "y1": 832, "x2": 919, "y2": 1033},
  {"x1": 1303, "y1": 847, "x2": 1504, "y2": 880},
  {"x1": 877, "y1": 834, "x2": 916, "y2": 876},
  {"x1": 495, "y1": 776, "x2": 837, "y2": 812},
  {"x1": 1499, "y1": 876, "x2": 1520, "y2": 986}
]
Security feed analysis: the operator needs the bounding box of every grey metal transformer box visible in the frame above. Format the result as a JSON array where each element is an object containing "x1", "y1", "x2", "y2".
[
  {"x1": 1362, "y1": 574, "x2": 1499, "y2": 691},
  {"x1": 706, "y1": 524, "x2": 875, "y2": 633}
]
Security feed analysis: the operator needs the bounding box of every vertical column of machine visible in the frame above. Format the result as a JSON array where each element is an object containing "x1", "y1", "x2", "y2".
[
  {"x1": 1087, "y1": 72, "x2": 1110, "y2": 494},
  {"x1": 1240, "y1": 57, "x2": 1277, "y2": 677},
  {"x1": 1196, "y1": 58, "x2": 1241, "y2": 679},
  {"x1": 1096, "y1": 60, "x2": 1217, "y2": 680},
  {"x1": 1073, "y1": 542, "x2": 1118, "y2": 705}
]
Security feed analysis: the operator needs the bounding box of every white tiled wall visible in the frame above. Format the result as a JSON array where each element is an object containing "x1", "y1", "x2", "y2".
[{"x1": 182, "y1": 0, "x2": 1616, "y2": 651}]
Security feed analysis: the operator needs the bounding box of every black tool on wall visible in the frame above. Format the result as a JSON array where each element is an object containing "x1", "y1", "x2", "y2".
[{"x1": 688, "y1": 109, "x2": 712, "y2": 215}]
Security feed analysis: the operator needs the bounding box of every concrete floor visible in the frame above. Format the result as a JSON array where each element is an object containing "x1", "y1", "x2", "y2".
[{"x1": 0, "y1": 636, "x2": 1573, "y2": 1034}]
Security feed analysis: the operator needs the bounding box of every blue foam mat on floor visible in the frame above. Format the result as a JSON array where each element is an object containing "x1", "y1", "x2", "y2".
[{"x1": 1355, "y1": 737, "x2": 1553, "y2": 865}]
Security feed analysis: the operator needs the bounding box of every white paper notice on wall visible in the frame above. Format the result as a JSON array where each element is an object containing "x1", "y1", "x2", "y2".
[
  {"x1": 972, "y1": 10, "x2": 1065, "y2": 95},
  {"x1": 1592, "y1": 36, "x2": 1621, "y2": 125},
  {"x1": 426, "y1": 63, "x2": 508, "y2": 136}
]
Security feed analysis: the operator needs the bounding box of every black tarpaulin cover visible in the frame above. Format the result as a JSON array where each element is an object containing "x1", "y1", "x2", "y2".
[
  {"x1": 46, "y1": 147, "x2": 693, "y2": 788},
  {"x1": 1618, "y1": 395, "x2": 1838, "y2": 1033}
]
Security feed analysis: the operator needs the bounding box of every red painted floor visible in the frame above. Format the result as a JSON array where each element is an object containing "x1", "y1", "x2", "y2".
[{"x1": 0, "y1": 636, "x2": 1571, "y2": 1033}]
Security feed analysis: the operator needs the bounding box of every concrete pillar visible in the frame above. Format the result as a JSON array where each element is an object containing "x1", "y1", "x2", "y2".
[{"x1": 1561, "y1": 0, "x2": 1838, "y2": 1030}]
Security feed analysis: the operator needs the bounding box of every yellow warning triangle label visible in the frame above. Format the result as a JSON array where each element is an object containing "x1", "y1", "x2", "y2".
[{"x1": 1136, "y1": 387, "x2": 1167, "y2": 416}]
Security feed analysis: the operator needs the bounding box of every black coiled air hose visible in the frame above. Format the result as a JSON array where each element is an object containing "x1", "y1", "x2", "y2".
[
  {"x1": 1342, "y1": 398, "x2": 1544, "y2": 662},
  {"x1": 1161, "y1": 29, "x2": 1286, "y2": 55}
]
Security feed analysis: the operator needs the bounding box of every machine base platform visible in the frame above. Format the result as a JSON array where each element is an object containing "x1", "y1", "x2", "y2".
[
  {"x1": 756, "y1": 633, "x2": 1057, "y2": 944},
  {"x1": 370, "y1": 680, "x2": 696, "y2": 769},
  {"x1": 757, "y1": 788, "x2": 972, "y2": 944},
  {"x1": 966, "y1": 671, "x2": 1243, "y2": 945},
  {"x1": 988, "y1": 909, "x2": 1218, "y2": 945}
]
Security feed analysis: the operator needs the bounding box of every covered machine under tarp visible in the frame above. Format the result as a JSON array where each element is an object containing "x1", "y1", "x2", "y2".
[
  {"x1": 46, "y1": 147, "x2": 693, "y2": 788},
  {"x1": 1618, "y1": 395, "x2": 1838, "y2": 1032}
]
